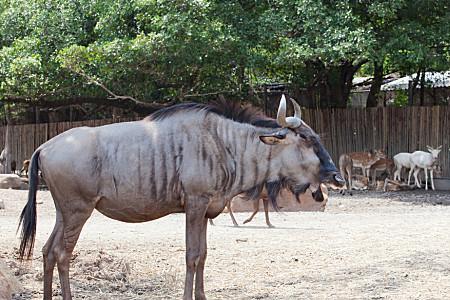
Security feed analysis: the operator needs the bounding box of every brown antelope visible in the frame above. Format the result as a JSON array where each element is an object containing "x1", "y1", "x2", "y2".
[
  {"x1": 382, "y1": 178, "x2": 415, "y2": 191},
  {"x1": 348, "y1": 149, "x2": 386, "y2": 177},
  {"x1": 211, "y1": 183, "x2": 328, "y2": 228},
  {"x1": 369, "y1": 158, "x2": 395, "y2": 185},
  {"x1": 208, "y1": 200, "x2": 238, "y2": 227},
  {"x1": 339, "y1": 154, "x2": 353, "y2": 194},
  {"x1": 209, "y1": 194, "x2": 275, "y2": 228},
  {"x1": 352, "y1": 174, "x2": 369, "y2": 190},
  {"x1": 20, "y1": 159, "x2": 30, "y2": 176}
]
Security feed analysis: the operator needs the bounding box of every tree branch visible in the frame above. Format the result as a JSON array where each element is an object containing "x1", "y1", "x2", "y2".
[
  {"x1": 1, "y1": 95, "x2": 171, "y2": 114},
  {"x1": 76, "y1": 70, "x2": 151, "y2": 106}
]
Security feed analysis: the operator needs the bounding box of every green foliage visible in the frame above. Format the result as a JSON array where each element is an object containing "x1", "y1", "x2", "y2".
[
  {"x1": 0, "y1": 0, "x2": 449, "y2": 113},
  {"x1": 392, "y1": 90, "x2": 409, "y2": 107}
]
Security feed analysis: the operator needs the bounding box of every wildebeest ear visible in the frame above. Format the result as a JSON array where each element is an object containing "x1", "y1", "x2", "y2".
[{"x1": 259, "y1": 133, "x2": 288, "y2": 145}]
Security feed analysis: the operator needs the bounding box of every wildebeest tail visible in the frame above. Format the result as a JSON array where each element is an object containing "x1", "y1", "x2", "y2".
[{"x1": 17, "y1": 150, "x2": 41, "y2": 260}]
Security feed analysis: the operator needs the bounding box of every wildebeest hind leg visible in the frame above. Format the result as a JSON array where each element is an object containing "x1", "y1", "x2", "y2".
[
  {"x1": 42, "y1": 211, "x2": 63, "y2": 300},
  {"x1": 183, "y1": 197, "x2": 209, "y2": 300},
  {"x1": 52, "y1": 199, "x2": 94, "y2": 300}
]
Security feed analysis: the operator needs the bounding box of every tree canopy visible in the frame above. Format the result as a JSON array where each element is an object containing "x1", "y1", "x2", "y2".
[{"x1": 0, "y1": 0, "x2": 449, "y2": 121}]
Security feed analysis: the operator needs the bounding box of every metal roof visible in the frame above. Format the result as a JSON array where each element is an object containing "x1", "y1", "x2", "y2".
[{"x1": 381, "y1": 71, "x2": 450, "y2": 91}]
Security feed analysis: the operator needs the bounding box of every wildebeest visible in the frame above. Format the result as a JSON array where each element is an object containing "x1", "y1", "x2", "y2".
[{"x1": 18, "y1": 95, "x2": 344, "y2": 300}]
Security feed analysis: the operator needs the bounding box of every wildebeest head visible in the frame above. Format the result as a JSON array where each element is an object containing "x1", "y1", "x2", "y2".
[{"x1": 259, "y1": 95, "x2": 345, "y2": 201}]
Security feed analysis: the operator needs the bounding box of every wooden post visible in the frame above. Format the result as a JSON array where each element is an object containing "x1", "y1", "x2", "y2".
[
  {"x1": 2, "y1": 105, "x2": 12, "y2": 174},
  {"x1": 408, "y1": 80, "x2": 414, "y2": 106}
]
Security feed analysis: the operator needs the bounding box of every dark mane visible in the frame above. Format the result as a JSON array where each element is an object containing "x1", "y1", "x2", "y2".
[
  {"x1": 145, "y1": 99, "x2": 279, "y2": 128},
  {"x1": 145, "y1": 103, "x2": 208, "y2": 122},
  {"x1": 208, "y1": 99, "x2": 279, "y2": 128}
]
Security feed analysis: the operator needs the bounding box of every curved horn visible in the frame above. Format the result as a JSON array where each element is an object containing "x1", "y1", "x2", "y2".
[
  {"x1": 277, "y1": 94, "x2": 288, "y2": 127},
  {"x1": 285, "y1": 116, "x2": 302, "y2": 128},
  {"x1": 290, "y1": 98, "x2": 302, "y2": 120}
]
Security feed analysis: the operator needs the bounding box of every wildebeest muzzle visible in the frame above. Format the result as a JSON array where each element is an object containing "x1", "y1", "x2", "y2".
[
  {"x1": 315, "y1": 141, "x2": 345, "y2": 189},
  {"x1": 321, "y1": 170, "x2": 346, "y2": 189}
]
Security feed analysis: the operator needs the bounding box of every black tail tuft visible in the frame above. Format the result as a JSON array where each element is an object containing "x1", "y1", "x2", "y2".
[{"x1": 17, "y1": 150, "x2": 40, "y2": 260}]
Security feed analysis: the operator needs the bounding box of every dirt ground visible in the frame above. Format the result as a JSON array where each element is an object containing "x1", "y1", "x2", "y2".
[{"x1": 1, "y1": 189, "x2": 450, "y2": 300}]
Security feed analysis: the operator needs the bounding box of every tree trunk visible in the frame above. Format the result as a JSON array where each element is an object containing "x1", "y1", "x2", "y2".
[
  {"x1": 2, "y1": 106, "x2": 13, "y2": 174},
  {"x1": 419, "y1": 70, "x2": 426, "y2": 106},
  {"x1": 318, "y1": 62, "x2": 365, "y2": 108},
  {"x1": 408, "y1": 69, "x2": 421, "y2": 106},
  {"x1": 366, "y1": 61, "x2": 384, "y2": 107}
]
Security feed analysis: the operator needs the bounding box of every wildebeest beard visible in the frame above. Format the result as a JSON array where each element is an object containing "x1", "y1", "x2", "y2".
[{"x1": 241, "y1": 177, "x2": 320, "y2": 212}]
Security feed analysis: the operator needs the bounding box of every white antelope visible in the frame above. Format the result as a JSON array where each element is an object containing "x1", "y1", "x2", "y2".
[
  {"x1": 393, "y1": 152, "x2": 413, "y2": 182},
  {"x1": 408, "y1": 146, "x2": 442, "y2": 190}
]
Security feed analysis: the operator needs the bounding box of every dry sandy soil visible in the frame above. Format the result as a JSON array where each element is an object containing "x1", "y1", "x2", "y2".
[{"x1": 1, "y1": 189, "x2": 450, "y2": 300}]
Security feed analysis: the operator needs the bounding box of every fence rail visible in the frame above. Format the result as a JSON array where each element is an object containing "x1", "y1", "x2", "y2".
[
  {"x1": 1, "y1": 106, "x2": 449, "y2": 177},
  {"x1": 303, "y1": 106, "x2": 450, "y2": 177}
]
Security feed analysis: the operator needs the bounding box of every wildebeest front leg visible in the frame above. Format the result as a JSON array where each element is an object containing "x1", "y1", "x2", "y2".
[
  {"x1": 262, "y1": 198, "x2": 274, "y2": 228},
  {"x1": 184, "y1": 197, "x2": 209, "y2": 300},
  {"x1": 194, "y1": 217, "x2": 208, "y2": 300}
]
